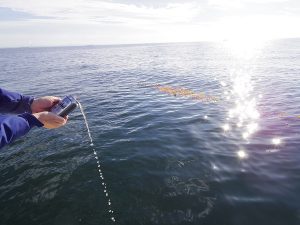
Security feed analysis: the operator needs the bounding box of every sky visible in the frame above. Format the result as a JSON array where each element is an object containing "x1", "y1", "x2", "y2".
[{"x1": 0, "y1": 0, "x2": 299, "y2": 48}]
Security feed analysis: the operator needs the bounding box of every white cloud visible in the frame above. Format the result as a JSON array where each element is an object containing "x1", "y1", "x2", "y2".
[
  {"x1": 208, "y1": 0, "x2": 289, "y2": 8},
  {"x1": 0, "y1": 0, "x2": 201, "y2": 24},
  {"x1": 0, "y1": 0, "x2": 299, "y2": 47},
  {"x1": 212, "y1": 15, "x2": 300, "y2": 40}
]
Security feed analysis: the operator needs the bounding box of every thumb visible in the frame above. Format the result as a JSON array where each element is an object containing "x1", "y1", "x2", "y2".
[{"x1": 51, "y1": 97, "x2": 61, "y2": 105}]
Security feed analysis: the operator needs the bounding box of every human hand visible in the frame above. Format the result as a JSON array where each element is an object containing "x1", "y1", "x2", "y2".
[
  {"x1": 31, "y1": 96, "x2": 61, "y2": 113},
  {"x1": 33, "y1": 112, "x2": 68, "y2": 129}
]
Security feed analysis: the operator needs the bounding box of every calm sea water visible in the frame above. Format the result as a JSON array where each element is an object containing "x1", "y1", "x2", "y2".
[{"x1": 0, "y1": 39, "x2": 300, "y2": 225}]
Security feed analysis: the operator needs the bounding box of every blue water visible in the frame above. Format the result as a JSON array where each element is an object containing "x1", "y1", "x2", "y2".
[{"x1": 0, "y1": 39, "x2": 300, "y2": 225}]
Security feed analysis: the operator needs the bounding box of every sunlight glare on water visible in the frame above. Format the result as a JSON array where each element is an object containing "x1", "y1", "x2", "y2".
[
  {"x1": 222, "y1": 68, "x2": 261, "y2": 142},
  {"x1": 272, "y1": 138, "x2": 282, "y2": 145},
  {"x1": 220, "y1": 38, "x2": 267, "y2": 158},
  {"x1": 237, "y1": 150, "x2": 248, "y2": 159}
]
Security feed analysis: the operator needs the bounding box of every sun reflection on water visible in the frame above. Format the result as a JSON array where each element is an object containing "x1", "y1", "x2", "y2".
[
  {"x1": 237, "y1": 150, "x2": 248, "y2": 159},
  {"x1": 272, "y1": 138, "x2": 281, "y2": 145},
  {"x1": 220, "y1": 39, "x2": 267, "y2": 160},
  {"x1": 224, "y1": 71, "x2": 261, "y2": 141},
  {"x1": 222, "y1": 71, "x2": 260, "y2": 160},
  {"x1": 222, "y1": 123, "x2": 231, "y2": 131}
]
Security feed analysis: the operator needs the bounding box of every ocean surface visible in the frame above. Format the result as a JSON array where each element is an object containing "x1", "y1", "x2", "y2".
[{"x1": 0, "y1": 39, "x2": 300, "y2": 225}]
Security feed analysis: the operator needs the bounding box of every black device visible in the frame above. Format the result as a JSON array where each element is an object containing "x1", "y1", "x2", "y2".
[{"x1": 50, "y1": 95, "x2": 78, "y2": 117}]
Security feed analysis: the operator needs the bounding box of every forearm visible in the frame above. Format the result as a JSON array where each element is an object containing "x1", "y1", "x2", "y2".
[
  {"x1": 0, "y1": 88, "x2": 33, "y2": 114},
  {"x1": 0, "y1": 113, "x2": 43, "y2": 149}
]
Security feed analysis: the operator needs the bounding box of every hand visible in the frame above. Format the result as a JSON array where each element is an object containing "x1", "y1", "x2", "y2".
[
  {"x1": 31, "y1": 96, "x2": 61, "y2": 113},
  {"x1": 33, "y1": 112, "x2": 68, "y2": 129}
]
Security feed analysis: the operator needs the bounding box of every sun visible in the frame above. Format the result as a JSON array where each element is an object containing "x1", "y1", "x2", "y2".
[
  {"x1": 217, "y1": 17, "x2": 271, "y2": 58},
  {"x1": 222, "y1": 35, "x2": 267, "y2": 59}
]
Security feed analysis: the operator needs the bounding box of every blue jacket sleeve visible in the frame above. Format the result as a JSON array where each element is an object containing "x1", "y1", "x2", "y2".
[
  {"x1": 0, "y1": 88, "x2": 34, "y2": 114},
  {"x1": 0, "y1": 113, "x2": 44, "y2": 149}
]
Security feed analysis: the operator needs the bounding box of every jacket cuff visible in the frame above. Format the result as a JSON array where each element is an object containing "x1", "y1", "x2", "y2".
[
  {"x1": 18, "y1": 113, "x2": 44, "y2": 128},
  {"x1": 21, "y1": 95, "x2": 34, "y2": 114}
]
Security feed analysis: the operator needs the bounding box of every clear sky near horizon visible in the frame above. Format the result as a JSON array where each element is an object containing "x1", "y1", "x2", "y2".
[{"x1": 0, "y1": 0, "x2": 299, "y2": 48}]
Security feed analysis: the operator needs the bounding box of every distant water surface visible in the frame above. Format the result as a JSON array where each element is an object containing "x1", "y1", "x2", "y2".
[{"x1": 0, "y1": 39, "x2": 300, "y2": 225}]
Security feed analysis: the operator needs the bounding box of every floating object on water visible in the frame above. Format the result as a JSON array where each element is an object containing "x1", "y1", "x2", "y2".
[{"x1": 151, "y1": 84, "x2": 219, "y2": 103}]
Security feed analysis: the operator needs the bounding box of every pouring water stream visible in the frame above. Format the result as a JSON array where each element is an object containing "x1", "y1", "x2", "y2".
[{"x1": 77, "y1": 101, "x2": 116, "y2": 222}]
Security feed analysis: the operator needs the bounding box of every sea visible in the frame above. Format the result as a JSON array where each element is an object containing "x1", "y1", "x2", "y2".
[{"x1": 0, "y1": 39, "x2": 300, "y2": 225}]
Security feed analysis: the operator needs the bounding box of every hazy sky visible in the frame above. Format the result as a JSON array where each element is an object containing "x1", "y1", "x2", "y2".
[{"x1": 0, "y1": 0, "x2": 299, "y2": 47}]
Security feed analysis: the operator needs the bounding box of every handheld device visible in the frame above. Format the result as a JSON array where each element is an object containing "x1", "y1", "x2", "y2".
[{"x1": 50, "y1": 95, "x2": 78, "y2": 117}]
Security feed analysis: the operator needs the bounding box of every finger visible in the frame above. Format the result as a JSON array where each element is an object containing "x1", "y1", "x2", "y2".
[
  {"x1": 51, "y1": 96, "x2": 61, "y2": 105},
  {"x1": 52, "y1": 118, "x2": 66, "y2": 124},
  {"x1": 55, "y1": 116, "x2": 67, "y2": 124},
  {"x1": 47, "y1": 112, "x2": 66, "y2": 123},
  {"x1": 59, "y1": 117, "x2": 67, "y2": 124},
  {"x1": 48, "y1": 119, "x2": 66, "y2": 129},
  {"x1": 52, "y1": 96, "x2": 61, "y2": 101}
]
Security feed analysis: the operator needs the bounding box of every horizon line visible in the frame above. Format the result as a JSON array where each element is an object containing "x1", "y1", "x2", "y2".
[{"x1": 0, "y1": 37, "x2": 300, "y2": 50}]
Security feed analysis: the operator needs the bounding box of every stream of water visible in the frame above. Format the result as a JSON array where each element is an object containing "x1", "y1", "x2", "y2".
[{"x1": 77, "y1": 101, "x2": 116, "y2": 223}]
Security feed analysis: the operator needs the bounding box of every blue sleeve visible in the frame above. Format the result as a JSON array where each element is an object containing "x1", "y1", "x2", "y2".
[
  {"x1": 0, "y1": 88, "x2": 34, "y2": 114},
  {"x1": 0, "y1": 113, "x2": 44, "y2": 149}
]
